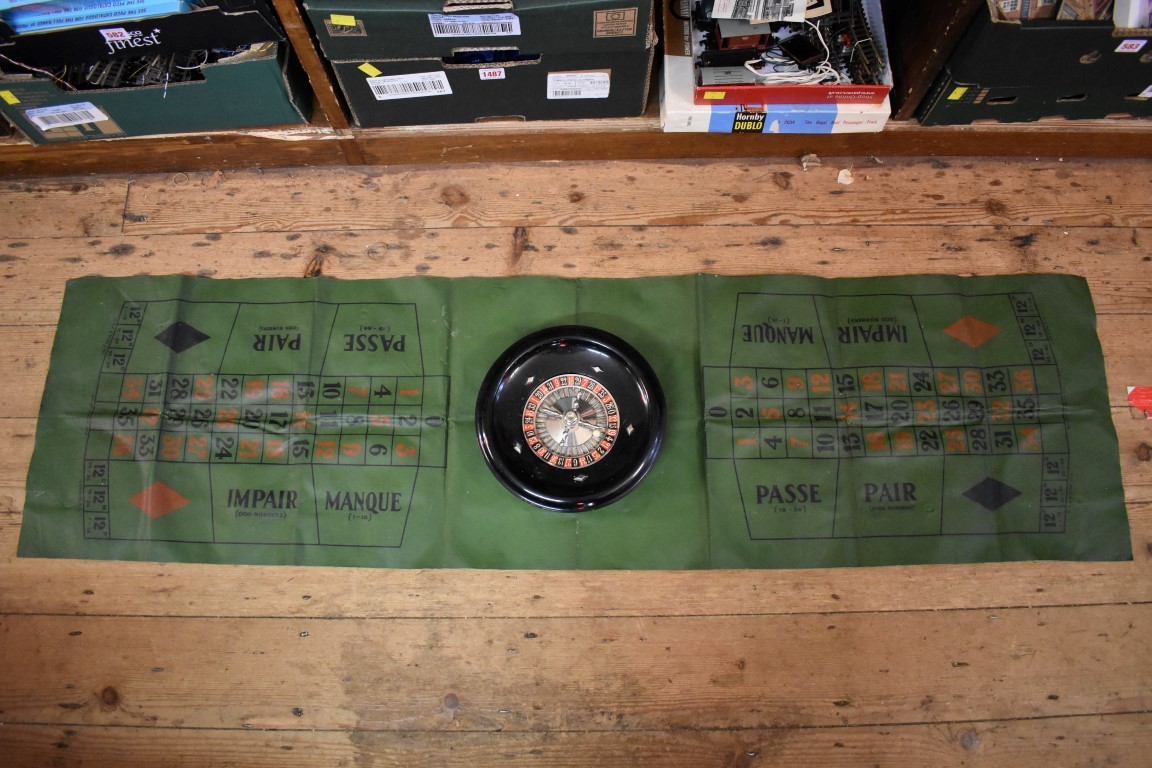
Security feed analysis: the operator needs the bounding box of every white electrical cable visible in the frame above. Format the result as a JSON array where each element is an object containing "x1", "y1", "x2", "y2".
[
  {"x1": 174, "y1": 50, "x2": 211, "y2": 70},
  {"x1": 742, "y1": 19, "x2": 844, "y2": 85}
]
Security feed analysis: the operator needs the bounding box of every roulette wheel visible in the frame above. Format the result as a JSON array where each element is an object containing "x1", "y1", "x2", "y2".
[{"x1": 475, "y1": 326, "x2": 665, "y2": 511}]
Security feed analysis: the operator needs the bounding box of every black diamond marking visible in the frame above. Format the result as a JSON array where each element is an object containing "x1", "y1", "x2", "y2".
[
  {"x1": 963, "y1": 477, "x2": 1022, "y2": 512},
  {"x1": 154, "y1": 321, "x2": 209, "y2": 353}
]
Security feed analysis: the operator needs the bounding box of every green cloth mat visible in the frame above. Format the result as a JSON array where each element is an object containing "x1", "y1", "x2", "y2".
[{"x1": 18, "y1": 274, "x2": 1131, "y2": 568}]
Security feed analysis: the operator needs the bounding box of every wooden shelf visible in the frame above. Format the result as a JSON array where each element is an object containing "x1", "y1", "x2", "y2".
[
  {"x1": 2, "y1": 113, "x2": 1150, "y2": 177},
  {"x1": 1, "y1": 0, "x2": 1150, "y2": 177}
]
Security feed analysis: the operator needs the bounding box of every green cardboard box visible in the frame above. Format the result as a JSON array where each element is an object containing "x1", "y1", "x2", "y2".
[
  {"x1": 0, "y1": 42, "x2": 312, "y2": 144},
  {"x1": 333, "y1": 47, "x2": 653, "y2": 127},
  {"x1": 303, "y1": 0, "x2": 652, "y2": 61},
  {"x1": 0, "y1": 0, "x2": 284, "y2": 68},
  {"x1": 918, "y1": 0, "x2": 1152, "y2": 124},
  {"x1": 304, "y1": 0, "x2": 655, "y2": 127}
]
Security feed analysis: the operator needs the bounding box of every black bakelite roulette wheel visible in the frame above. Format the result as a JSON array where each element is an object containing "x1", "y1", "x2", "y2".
[{"x1": 475, "y1": 326, "x2": 665, "y2": 511}]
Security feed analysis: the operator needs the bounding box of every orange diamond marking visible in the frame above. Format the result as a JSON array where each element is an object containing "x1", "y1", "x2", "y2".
[
  {"x1": 128, "y1": 482, "x2": 189, "y2": 519},
  {"x1": 943, "y1": 315, "x2": 1002, "y2": 348}
]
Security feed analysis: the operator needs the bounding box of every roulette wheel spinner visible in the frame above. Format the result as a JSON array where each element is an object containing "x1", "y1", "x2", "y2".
[{"x1": 475, "y1": 326, "x2": 666, "y2": 512}]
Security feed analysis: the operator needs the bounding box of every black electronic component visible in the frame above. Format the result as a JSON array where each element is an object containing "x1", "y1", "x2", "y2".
[
  {"x1": 778, "y1": 33, "x2": 824, "y2": 68},
  {"x1": 699, "y1": 46, "x2": 763, "y2": 68}
]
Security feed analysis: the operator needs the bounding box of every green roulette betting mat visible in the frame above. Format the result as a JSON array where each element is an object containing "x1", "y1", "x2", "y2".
[{"x1": 18, "y1": 274, "x2": 1131, "y2": 569}]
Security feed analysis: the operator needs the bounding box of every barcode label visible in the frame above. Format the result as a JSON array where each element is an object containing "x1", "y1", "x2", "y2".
[
  {"x1": 366, "y1": 71, "x2": 452, "y2": 101},
  {"x1": 428, "y1": 13, "x2": 520, "y2": 37},
  {"x1": 547, "y1": 71, "x2": 611, "y2": 100},
  {"x1": 25, "y1": 102, "x2": 109, "y2": 130}
]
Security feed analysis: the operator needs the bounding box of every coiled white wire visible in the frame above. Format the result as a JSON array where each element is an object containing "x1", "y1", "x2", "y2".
[{"x1": 742, "y1": 19, "x2": 844, "y2": 85}]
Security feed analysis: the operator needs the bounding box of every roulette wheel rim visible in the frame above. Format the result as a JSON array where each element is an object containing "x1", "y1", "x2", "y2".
[{"x1": 475, "y1": 325, "x2": 666, "y2": 512}]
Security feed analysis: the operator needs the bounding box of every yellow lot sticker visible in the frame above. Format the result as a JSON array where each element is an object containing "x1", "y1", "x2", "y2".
[
  {"x1": 330, "y1": 14, "x2": 356, "y2": 26},
  {"x1": 359, "y1": 63, "x2": 383, "y2": 78}
]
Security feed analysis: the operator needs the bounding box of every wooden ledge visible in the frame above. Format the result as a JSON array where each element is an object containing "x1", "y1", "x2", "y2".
[{"x1": 1, "y1": 117, "x2": 1150, "y2": 178}]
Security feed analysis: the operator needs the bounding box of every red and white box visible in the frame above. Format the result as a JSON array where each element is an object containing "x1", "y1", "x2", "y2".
[{"x1": 684, "y1": 0, "x2": 892, "y2": 106}]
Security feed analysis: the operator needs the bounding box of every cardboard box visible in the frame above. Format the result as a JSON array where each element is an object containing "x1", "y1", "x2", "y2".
[
  {"x1": 0, "y1": 0, "x2": 282, "y2": 68},
  {"x1": 0, "y1": 41, "x2": 312, "y2": 144},
  {"x1": 662, "y1": 8, "x2": 889, "y2": 133},
  {"x1": 918, "y1": 0, "x2": 1152, "y2": 124},
  {"x1": 685, "y1": 0, "x2": 892, "y2": 106},
  {"x1": 311, "y1": 0, "x2": 655, "y2": 127},
  {"x1": 303, "y1": 0, "x2": 649, "y2": 61},
  {"x1": 335, "y1": 49, "x2": 652, "y2": 127}
]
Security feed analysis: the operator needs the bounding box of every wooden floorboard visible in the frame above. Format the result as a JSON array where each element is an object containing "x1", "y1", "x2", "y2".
[
  {"x1": 1, "y1": 225, "x2": 1151, "y2": 316},
  {"x1": 117, "y1": 159, "x2": 1152, "y2": 235},
  {"x1": 4, "y1": 714, "x2": 1152, "y2": 768},
  {"x1": 2, "y1": 178, "x2": 128, "y2": 239},
  {"x1": 1, "y1": 607, "x2": 1149, "y2": 731},
  {"x1": 1, "y1": 157, "x2": 1150, "y2": 767},
  {"x1": 0, "y1": 500, "x2": 1149, "y2": 619}
]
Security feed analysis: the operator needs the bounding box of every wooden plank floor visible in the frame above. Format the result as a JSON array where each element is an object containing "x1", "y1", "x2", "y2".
[{"x1": 1, "y1": 157, "x2": 1150, "y2": 767}]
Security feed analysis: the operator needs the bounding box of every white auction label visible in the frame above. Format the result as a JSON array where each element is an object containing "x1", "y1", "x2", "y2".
[
  {"x1": 1116, "y1": 39, "x2": 1148, "y2": 53},
  {"x1": 365, "y1": 72, "x2": 452, "y2": 101},
  {"x1": 25, "y1": 102, "x2": 109, "y2": 130},
  {"x1": 547, "y1": 71, "x2": 611, "y2": 99},
  {"x1": 428, "y1": 13, "x2": 520, "y2": 37},
  {"x1": 479, "y1": 68, "x2": 506, "y2": 80},
  {"x1": 99, "y1": 27, "x2": 129, "y2": 42}
]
